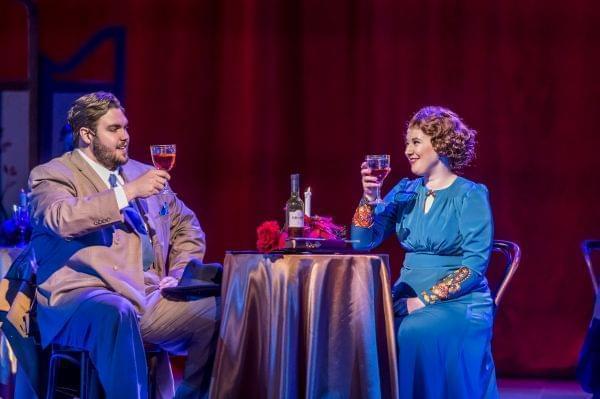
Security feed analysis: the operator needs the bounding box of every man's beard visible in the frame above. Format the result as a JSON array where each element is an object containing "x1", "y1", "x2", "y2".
[{"x1": 91, "y1": 138, "x2": 128, "y2": 170}]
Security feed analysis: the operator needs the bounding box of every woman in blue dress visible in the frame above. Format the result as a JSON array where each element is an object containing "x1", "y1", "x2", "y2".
[{"x1": 351, "y1": 106, "x2": 498, "y2": 398}]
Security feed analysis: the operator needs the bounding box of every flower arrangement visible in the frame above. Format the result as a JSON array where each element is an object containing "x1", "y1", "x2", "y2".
[{"x1": 256, "y1": 215, "x2": 346, "y2": 253}]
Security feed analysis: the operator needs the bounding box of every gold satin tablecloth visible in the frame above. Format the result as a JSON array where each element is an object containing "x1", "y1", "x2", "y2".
[{"x1": 210, "y1": 252, "x2": 398, "y2": 399}]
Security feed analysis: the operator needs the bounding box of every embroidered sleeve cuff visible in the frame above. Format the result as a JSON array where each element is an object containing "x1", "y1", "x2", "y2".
[
  {"x1": 352, "y1": 197, "x2": 375, "y2": 228},
  {"x1": 113, "y1": 186, "x2": 129, "y2": 210},
  {"x1": 420, "y1": 267, "x2": 472, "y2": 305}
]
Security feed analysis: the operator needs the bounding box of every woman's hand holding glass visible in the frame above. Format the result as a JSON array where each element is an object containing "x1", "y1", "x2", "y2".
[
  {"x1": 361, "y1": 162, "x2": 379, "y2": 203},
  {"x1": 361, "y1": 154, "x2": 391, "y2": 204}
]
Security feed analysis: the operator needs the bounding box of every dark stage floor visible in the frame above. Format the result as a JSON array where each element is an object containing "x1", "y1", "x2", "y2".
[{"x1": 498, "y1": 379, "x2": 591, "y2": 398}]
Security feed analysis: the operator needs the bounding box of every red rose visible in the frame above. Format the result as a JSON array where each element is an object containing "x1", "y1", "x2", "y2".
[{"x1": 256, "y1": 220, "x2": 282, "y2": 252}]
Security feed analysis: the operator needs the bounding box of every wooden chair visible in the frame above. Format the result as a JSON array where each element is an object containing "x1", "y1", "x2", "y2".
[
  {"x1": 46, "y1": 344, "x2": 163, "y2": 399},
  {"x1": 577, "y1": 240, "x2": 600, "y2": 395},
  {"x1": 490, "y1": 239, "x2": 521, "y2": 308},
  {"x1": 581, "y1": 240, "x2": 600, "y2": 295},
  {"x1": 45, "y1": 344, "x2": 99, "y2": 399}
]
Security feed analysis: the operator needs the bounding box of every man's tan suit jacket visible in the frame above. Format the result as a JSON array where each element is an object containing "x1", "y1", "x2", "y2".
[{"x1": 28, "y1": 150, "x2": 206, "y2": 346}]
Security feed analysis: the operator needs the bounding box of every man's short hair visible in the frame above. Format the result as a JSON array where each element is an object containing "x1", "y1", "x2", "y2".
[{"x1": 67, "y1": 92, "x2": 124, "y2": 148}]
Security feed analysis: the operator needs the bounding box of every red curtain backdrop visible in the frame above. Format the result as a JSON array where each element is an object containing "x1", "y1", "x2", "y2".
[{"x1": 2, "y1": 0, "x2": 599, "y2": 377}]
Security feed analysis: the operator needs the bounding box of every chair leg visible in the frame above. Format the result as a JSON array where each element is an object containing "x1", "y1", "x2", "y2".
[
  {"x1": 81, "y1": 351, "x2": 104, "y2": 399},
  {"x1": 46, "y1": 350, "x2": 102, "y2": 399},
  {"x1": 80, "y1": 351, "x2": 89, "y2": 399},
  {"x1": 45, "y1": 355, "x2": 58, "y2": 399},
  {"x1": 147, "y1": 352, "x2": 158, "y2": 399}
]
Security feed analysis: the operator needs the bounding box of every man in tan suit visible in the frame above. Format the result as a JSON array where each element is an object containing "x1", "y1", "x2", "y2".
[{"x1": 29, "y1": 92, "x2": 219, "y2": 399}]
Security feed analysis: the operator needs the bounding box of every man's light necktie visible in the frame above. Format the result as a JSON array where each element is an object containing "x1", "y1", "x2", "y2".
[{"x1": 109, "y1": 173, "x2": 155, "y2": 271}]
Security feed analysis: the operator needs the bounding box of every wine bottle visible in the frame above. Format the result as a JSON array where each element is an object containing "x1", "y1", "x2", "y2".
[{"x1": 285, "y1": 174, "x2": 305, "y2": 238}]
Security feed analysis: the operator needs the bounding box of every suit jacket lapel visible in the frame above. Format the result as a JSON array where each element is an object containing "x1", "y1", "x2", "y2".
[{"x1": 68, "y1": 150, "x2": 108, "y2": 194}]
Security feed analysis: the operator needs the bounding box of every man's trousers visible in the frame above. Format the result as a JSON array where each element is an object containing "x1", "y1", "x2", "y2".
[{"x1": 50, "y1": 288, "x2": 220, "y2": 399}]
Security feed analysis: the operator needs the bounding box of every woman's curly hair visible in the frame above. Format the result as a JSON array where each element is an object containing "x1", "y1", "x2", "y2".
[{"x1": 408, "y1": 106, "x2": 476, "y2": 171}]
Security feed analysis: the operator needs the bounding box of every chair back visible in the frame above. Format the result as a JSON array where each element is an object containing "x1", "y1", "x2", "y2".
[
  {"x1": 582, "y1": 240, "x2": 600, "y2": 295},
  {"x1": 490, "y1": 239, "x2": 521, "y2": 307}
]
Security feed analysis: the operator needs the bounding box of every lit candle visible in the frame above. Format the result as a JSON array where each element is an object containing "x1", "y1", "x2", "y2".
[{"x1": 304, "y1": 187, "x2": 312, "y2": 217}]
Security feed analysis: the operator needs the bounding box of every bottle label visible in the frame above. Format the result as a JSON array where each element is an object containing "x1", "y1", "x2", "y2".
[{"x1": 289, "y1": 210, "x2": 304, "y2": 228}]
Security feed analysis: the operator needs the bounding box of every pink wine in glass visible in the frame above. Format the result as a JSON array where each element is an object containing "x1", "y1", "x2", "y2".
[
  {"x1": 150, "y1": 144, "x2": 176, "y2": 195},
  {"x1": 370, "y1": 167, "x2": 390, "y2": 184},
  {"x1": 365, "y1": 154, "x2": 391, "y2": 204},
  {"x1": 152, "y1": 153, "x2": 176, "y2": 171}
]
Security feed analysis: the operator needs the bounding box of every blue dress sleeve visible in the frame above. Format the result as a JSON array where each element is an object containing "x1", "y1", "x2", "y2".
[
  {"x1": 459, "y1": 183, "x2": 494, "y2": 274},
  {"x1": 350, "y1": 179, "x2": 408, "y2": 251},
  {"x1": 419, "y1": 183, "x2": 494, "y2": 305}
]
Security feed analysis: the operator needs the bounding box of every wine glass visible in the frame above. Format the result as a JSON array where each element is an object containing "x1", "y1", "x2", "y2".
[
  {"x1": 150, "y1": 144, "x2": 176, "y2": 195},
  {"x1": 365, "y1": 154, "x2": 391, "y2": 204},
  {"x1": 12, "y1": 204, "x2": 30, "y2": 247}
]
